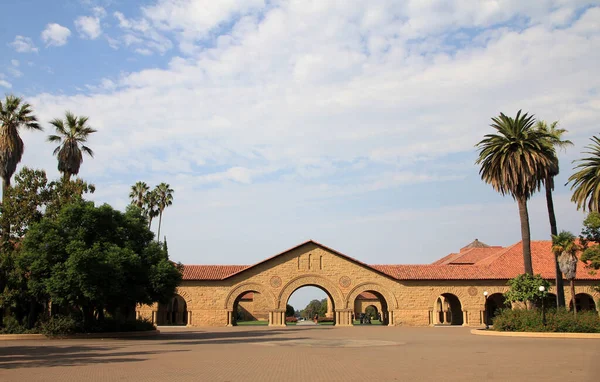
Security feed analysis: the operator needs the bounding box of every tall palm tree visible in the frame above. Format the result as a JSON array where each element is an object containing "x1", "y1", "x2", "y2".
[
  {"x1": 568, "y1": 136, "x2": 600, "y2": 213},
  {"x1": 535, "y1": 120, "x2": 573, "y2": 308},
  {"x1": 155, "y1": 183, "x2": 173, "y2": 242},
  {"x1": 551, "y1": 231, "x2": 579, "y2": 317},
  {"x1": 144, "y1": 190, "x2": 160, "y2": 230},
  {"x1": 476, "y1": 111, "x2": 555, "y2": 275},
  {"x1": 0, "y1": 95, "x2": 42, "y2": 238},
  {"x1": 48, "y1": 112, "x2": 97, "y2": 181},
  {"x1": 129, "y1": 181, "x2": 149, "y2": 209}
]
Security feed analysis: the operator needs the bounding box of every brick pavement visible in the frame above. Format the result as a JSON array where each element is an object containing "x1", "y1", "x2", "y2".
[{"x1": 0, "y1": 326, "x2": 598, "y2": 381}]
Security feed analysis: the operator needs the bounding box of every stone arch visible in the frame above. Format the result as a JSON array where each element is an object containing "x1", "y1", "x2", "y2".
[
  {"x1": 428, "y1": 288, "x2": 469, "y2": 310},
  {"x1": 433, "y1": 293, "x2": 463, "y2": 325},
  {"x1": 224, "y1": 282, "x2": 277, "y2": 310},
  {"x1": 175, "y1": 288, "x2": 193, "y2": 307},
  {"x1": 345, "y1": 282, "x2": 398, "y2": 310},
  {"x1": 569, "y1": 293, "x2": 598, "y2": 312},
  {"x1": 277, "y1": 275, "x2": 345, "y2": 310}
]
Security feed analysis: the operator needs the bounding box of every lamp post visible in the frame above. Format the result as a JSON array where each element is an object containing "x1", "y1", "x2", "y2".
[
  {"x1": 539, "y1": 286, "x2": 546, "y2": 326},
  {"x1": 483, "y1": 291, "x2": 489, "y2": 329}
]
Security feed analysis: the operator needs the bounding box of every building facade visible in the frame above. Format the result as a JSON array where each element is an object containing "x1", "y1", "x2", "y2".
[{"x1": 138, "y1": 239, "x2": 600, "y2": 327}]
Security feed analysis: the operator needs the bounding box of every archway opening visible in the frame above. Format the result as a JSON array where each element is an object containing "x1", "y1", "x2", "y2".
[
  {"x1": 352, "y1": 291, "x2": 388, "y2": 325},
  {"x1": 569, "y1": 293, "x2": 597, "y2": 312},
  {"x1": 485, "y1": 293, "x2": 508, "y2": 325},
  {"x1": 434, "y1": 293, "x2": 463, "y2": 325},
  {"x1": 232, "y1": 291, "x2": 269, "y2": 326},
  {"x1": 156, "y1": 294, "x2": 188, "y2": 326},
  {"x1": 286, "y1": 285, "x2": 335, "y2": 326}
]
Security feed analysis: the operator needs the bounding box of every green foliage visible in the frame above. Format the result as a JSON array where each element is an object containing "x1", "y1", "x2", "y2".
[
  {"x1": 19, "y1": 201, "x2": 182, "y2": 326},
  {"x1": 286, "y1": 304, "x2": 295, "y2": 317},
  {"x1": 38, "y1": 315, "x2": 82, "y2": 336},
  {"x1": 493, "y1": 308, "x2": 600, "y2": 333},
  {"x1": 0, "y1": 316, "x2": 36, "y2": 334},
  {"x1": 365, "y1": 305, "x2": 378, "y2": 318},
  {"x1": 568, "y1": 136, "x2": 600, "y2": 212},
  {"x1": 580, "y1": 212, "x2": 600, "y2": 270},
  {"x1": 504, "y1": 274, "x2": 550, "y2": 305}
]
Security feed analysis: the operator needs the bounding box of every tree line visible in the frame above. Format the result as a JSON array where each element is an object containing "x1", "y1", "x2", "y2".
[
  {"x1": 476, "y1": 111, "x2": 600, "y2": 312},
  {"x1": 0, "y1": 95, "x2": 181, "y2": 334}
]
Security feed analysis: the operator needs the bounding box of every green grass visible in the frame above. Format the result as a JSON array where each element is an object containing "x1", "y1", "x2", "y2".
[
  {"x1": 353, "y1": 319, "x2": 383, "y2": 325},
  {"x1": 235, "y1": 320, "x2": 269, "y2": 326},
  {"x1": 318, "y1": 321, "x2": 334, "y2": 325}
]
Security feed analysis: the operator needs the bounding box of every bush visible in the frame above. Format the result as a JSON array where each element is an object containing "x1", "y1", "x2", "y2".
[
  {"x1": 493, "y1": 308, "x2": 600, "y2": 333},
  {"x1": 318, "y1": 317, "x2": 334, "y2": 323},
  {"x1": 38, "y1": 315, "x2": 83, "y2": 336},
  {"x1": 286, "y1": 316, "x2": 298, "y2": 323},
  {"x1": 0, "y1": 316, "x2": 35, "y2": 334}
]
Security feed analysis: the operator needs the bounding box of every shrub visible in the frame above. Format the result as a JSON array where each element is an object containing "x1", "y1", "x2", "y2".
[
  {"x1": 318, "y1": 317, "x2": 334, "y2": 323},
  {"x1": 0, "y1": 316, "x2": 35, "y2": 334},
  {"x1": 286, "y1": 316, "x2": 298, "y2": 323},
  {"x1": 38, "y1": 315, "x2": 83, "y2": 336},
  {"x1": 493, "y1": 308, "x2": 600, "y2": 333}
]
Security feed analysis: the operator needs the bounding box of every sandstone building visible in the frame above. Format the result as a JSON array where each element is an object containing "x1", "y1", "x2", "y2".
[{"x1": 137, "y1": 239, "x2": 600, "y2": 327}]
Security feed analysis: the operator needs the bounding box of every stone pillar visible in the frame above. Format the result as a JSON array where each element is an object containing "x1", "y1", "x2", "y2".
[
  {"x1": 387, "y1": 310, "x2": 394, "y2": 326},
  {"x1": 326, "y1": 295, "x2": 334, "y2": 319},
  {"x1": 227, "y1": 310, "x2": 234, "y2": 326},
  {"x1": 335, "y1": 309, "x2": 353, "y2": 326},
  {"x1": 462, "y1": 310, "x2": 468, "y2": 326},
  {"x1": 152, "y1": 310, "x2": 157, "y2": 325},
  {"x1": 268, "y1": 311, "x2": 273, "y2": 326},
  {"x1": 187, "y1": 311, "x2": 192, "y2": 326}
]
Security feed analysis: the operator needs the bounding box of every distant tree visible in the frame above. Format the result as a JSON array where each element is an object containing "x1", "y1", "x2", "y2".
[
  {"x1": 155, "y1": 183, "x2": 174, "y2": 242},
  {"x1": 286, "y1": 304, "x2": 295, "y2": 317},
  {"x1": 580, "y1": 212, "x2": 600, "y2": 270},
  {"x1": 535, "y1": 120, "x2": 572, "y2": 308},
  {"x1": 568, "y1": 136, "x2": 600, "y2": 213},
  {"x1": 144, "y1": 189, "x2": 160, "y2": 229},
  {"x1": 129, "y1": 181, "x2": 149, "y2": 209},
  {"x1": 476, "y1": 111, "x2": 555, "y2": 275},
  {"x1": 48, "y1": 112, "x2": 97, "y2": 181},
  {"x1": 552, "y1": 231, "x2": 580, "y2": 316},
  {"x1": 0, "y1": 95, "x2": 42, "y2": 238}
]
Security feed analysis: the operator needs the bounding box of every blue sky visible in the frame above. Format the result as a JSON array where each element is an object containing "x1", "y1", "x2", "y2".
[{"x1": 2, "y1": 0, "x2": 600, "y2": 309}]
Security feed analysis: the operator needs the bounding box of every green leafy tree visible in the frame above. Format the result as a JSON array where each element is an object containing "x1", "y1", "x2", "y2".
[
  {"x1": 476, "y1": 111, "x2": 555, "y2": 275},
  {"x1": 286, "y1": 304, "x2": 295, "y2": 317},
  {"x1": 155, "y1": 183, "x2": 174, "y2": 242},
  {"x1": 44, "y1": 178, "x2": 95, "y2": 220},
  {"x1": 504, "y1": 274, "x2": 550, "y2": 308},
  {"x1": 535, "y1": 120, "x2": 572, "y2": 308},
  {"x1": 580, "y1": 212, "x2": 600, "y2": 270},
  {"x1": 48, "y1": 112, "x2": 97, "y2": 181},
  {"x1": 0, "y1": 95, "x2": 41, "y2": 238},
  {"x1": 552, "y1": 231, "x2": 580, "y2": 316},
  {"x1": 130, "y1": 181, "x2": 149, "y2": 209},
  {"x1": 19, "y1": 201, "x2": 182, "y2": 327}
]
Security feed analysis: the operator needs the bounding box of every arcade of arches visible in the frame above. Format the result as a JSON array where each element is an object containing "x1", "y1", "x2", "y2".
[{"x1": 137, "y1": 240, "x2": 600, "y2": 327}]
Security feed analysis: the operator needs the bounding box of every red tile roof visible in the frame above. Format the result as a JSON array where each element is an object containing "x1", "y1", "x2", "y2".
[
  {"x1": 180, "y1": 240, "x2": 600, "y2": 281},
  {"x1": 357, "y1": 292, "x2": 378, "y2": 299}
]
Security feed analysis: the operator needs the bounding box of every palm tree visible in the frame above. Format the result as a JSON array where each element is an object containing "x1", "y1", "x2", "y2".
[
  {"x1": 155, "y1": 183, "x2": 173, "y2": 242},
  {"x1": 129, "y1": 181, "x2": 149, "y2": 209},
  {"x1": 0, "y1": 95, "x2": 42, "y2": 238},
  {"x1": 568, "y1": 136, "x2": 600, "y2": 213},
  {"x1": 535, "y1": 120, "x2": 573, "y2": 308},
  {"x1": 551, "y1": 231, "x2": 580, "y2": 317},
  {"x1": 48, "y1": 112, "x2": 97, "y2": 181},
  {"x1": 144, "y1": 190, "x2": 159, "y2": 230},
  {"x1": 476, "y1": 111, "x2": 555, "y2": 275}
]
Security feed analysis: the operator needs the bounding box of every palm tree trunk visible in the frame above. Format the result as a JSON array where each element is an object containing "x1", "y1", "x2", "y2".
[
  {"x1": 517, "y1": 197, "x2": 534, "y2": 275},
  {"x1": 148, "y1": 215, "x2": 153, "y2": 229},
  {"x1": 545, "y1": 180, "x2": 566, "y2": 308},
  {"x1": 157, "y1": 210, "x2": 163, "y2": 242},
  {"x1": 570, "y1": 279, "x2": 576, "y2": 317}
]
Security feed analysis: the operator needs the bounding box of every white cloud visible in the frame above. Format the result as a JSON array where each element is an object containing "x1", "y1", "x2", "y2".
[
  {"x1": 19, "y1": 3, "x2": 600, "y2": 265},
  {"x1": 11, "y1": 59, "x2": 19, "y2": 67},
  {"x1": 75, "y1": 16, "x2": 102, "y2": 39},
  {"x1": 41, "y1": 23, "x2": 72, "y2": 47},
  {"x1": 135, "y1": 48, "x2": 153, "y2": 56},
  {"x1": 0, "y1": 74, "x2": 11, "y2": 88},
  {"x1": 9, "y1": 35, "x2": 38, "y2": 53},
  {"x1": 92, "y1": 6, "x2": 107, "y2": 18}
]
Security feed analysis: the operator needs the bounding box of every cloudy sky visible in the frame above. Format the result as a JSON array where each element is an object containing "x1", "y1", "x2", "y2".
[{"x1": 1, "y1": 0, "x2": 599, "y2": 308}]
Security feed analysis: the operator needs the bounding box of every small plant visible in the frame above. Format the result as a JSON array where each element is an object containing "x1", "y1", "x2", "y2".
[
  {"x1": 493, "y1": 308, "x2": 600, "y2": 333},
  {"x1": 38, "y1": 315, "x2": 83, "y2": 336},
  {"x1": 285, "y1": 316, "x2": 298, "y2": 323}
]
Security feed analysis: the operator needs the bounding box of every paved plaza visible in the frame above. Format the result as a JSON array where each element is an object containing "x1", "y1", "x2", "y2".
[{"x1": 1, "y1": 326, "x2": 598, "y2": 381}]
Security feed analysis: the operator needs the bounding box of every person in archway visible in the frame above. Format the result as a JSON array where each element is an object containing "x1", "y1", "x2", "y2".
[{"x1": 313, "y1": 313, "x2": 318, "y2": 324}]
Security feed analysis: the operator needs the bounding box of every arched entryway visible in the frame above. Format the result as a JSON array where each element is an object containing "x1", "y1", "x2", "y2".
[
  {"x1": 569, "y1": 293, "x2": 597, "y2": 312},
  {"x1": 156, "y1": 294, "x2": 188, "y2": 325},
  {"x1": 224, "y1": 282, "x2": 277, "y2": 326},
  {"x1": 286, "y1": 286, "x2": 335, "y2": 325},
  {"x1": 434, "y1": 293, "x2": 463, "y2": 325},
  {"x1": 484, "y1": 293, "x2": 508, "y2": 325},
  {"x1": 346, "y1": 283, "x2": 396, "y2": 326}
]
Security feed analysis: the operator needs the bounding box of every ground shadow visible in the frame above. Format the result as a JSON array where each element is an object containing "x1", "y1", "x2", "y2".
[{"x1": 0, "y1": 344, "x2": 188, "y2": 369}]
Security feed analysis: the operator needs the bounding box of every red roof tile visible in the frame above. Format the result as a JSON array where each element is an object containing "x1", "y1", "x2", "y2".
[
  {"x1": 357, "y1": 292, "x2": 378, "y2": 299},
  {"x1": 181, "y1": 240, "x2": 600, "y2": 281}
]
